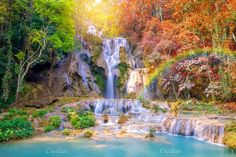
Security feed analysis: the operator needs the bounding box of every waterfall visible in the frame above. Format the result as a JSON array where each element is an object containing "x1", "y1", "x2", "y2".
[
  {"x1": 79, "y1": 99, "x2": 146, "y2": 115},
  {"x1": 132, "y1": 114, "x2": 225, "y2": 144},
  {"x1": 64, "y1": 73, "x2": 71, "y2": 86},
  {"x1": 102, "y1": 38, "x2": 130, "y2": 98},
  {"x1": 75, "y1": 50, "x2": 100, "y2": 93},
  {"x1": 76, "y1": 53, "x2": 90, "y2": 90},
  {"x1": 93, "y1": 99, "x2": 144, "y2": 115}
]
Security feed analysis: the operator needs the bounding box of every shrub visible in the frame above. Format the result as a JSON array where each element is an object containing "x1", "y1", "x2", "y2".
[
  {"x1": 62, "y1": 129, "x2": 70, "y2": 136},
  {"x1": 49, "y1": 116, "x2": 62, "y2": 128},
  {"x1": 138, "y1": 97, "x2": 150, "y2": 109},
  {"x1": 170, "y1": 100, "x2": 182, "y2": 117},
  {"x1": 145, "y1": 128, "x2": 156, "y2": 139},
  {"x1": 3, "y1": 108, "x2": 27, "y2": 120},
  {"x1": 0, "y1": 118, "x2": 33, "y2": 142},
  {"x1": 118, "y1": 115, "x2": 129, "y2": 124},
  {"x1": 83, "y1": 129, "x2": 93, "y2": 138},
  {"x1": 225, "y1": 121, "x2": 236, "y2": 132},
  {"x1": 68, "y1": 111, "x2": 95, "y2": 129},
  {"x1": 223, "y1": 121, "x2": 236, "y2": 150},
  {"x1": 44, "y1": 125, "x2": 55, "y2": 133},
  {"x1": 43, "y1": 116, "x2": 62, "y2": 132},
  {"x1": 223, "y1": 132, "x2": 236, "y2": 150},
  {"x1": 32, "y1": 109, "x2": 48, "y2": 118},
  {"x1": 61, "y1": 107, "x2": 75, "y2": 113},
  {"x1": 152, "y1": 105, "x2": 167, "y2": 113}
]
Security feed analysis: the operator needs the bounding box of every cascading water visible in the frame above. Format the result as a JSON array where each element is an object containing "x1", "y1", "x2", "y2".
[
  {"x1": 128, "y1": 114, "x2": 226, "y2": 144},
  {"x1": 102, "y1": 38, "x2": 130, "y2": 99},
  {"x1": 76, "y1": 52, "x2": 90, "y2": 90},
  {"x1": 75, "y1": 50, "x2": 100, "y2": 93},
  {"x1": 79, "y1": 99, "x2": 146, "y2": 115},
  {"x1": 64, "y1": 73, "x2": 71, "y2": 86}
]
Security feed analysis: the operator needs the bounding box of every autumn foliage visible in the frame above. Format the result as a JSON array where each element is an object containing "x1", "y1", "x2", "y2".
[{"x1": 118, "y1": 0, "x2": 236, "y2": 67}]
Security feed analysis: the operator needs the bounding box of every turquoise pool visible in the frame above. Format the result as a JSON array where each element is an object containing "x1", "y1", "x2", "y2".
[{"x1": 0, "y1": 134, "x2": 235, "y2": 157}]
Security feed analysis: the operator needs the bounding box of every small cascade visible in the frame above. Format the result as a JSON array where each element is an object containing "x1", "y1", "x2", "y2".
[
  {"x1": 79, "y1": 99, "x2": 146, "y2": 115},
  {"x1": 74, "y1": 50, "x2": 100, "y2": 93},
  {"x1": 102, "y1": 38, "x2": 131, "y2": 98},
  {"x1": 126, "y1": 68, "x2": 148, "y2": 93},
  {"x1": 64, "y1": 73, "x2": 71, "y2": 86},
  {"x1": 185, "y1": 120, "x2": 191, "y2": 136},
  {"x1": 133, "y1": 114, "x2": 225, "y2": 144},
  {"x1": 76, "y1": 53, "x2": 90, "y2": 90},
  {"x1": 218, "y1": 127, "x2": 224, "y2": 144}
]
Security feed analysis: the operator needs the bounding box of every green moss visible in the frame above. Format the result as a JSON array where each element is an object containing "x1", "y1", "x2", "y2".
[
  {"x1": 94, "y1": 73, "x2": 106, "y2": 91},
  {"x1": 32, "y1": 109, "x2": 48, "y2": 118},
  {"x1": 91, "y1": 46, "x2": 102, "y2": 63},
  {"x1": 44, "y1": 125, "x2": 55, "y2": 132},
  {"x1": 62, "y1": 129, "x2": 70, "y2": 135},
  {"x1": 117, "y1": 62, "x2": 129, "y2": 88}
]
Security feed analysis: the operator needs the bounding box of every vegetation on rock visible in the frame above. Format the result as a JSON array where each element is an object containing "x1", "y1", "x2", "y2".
[
  {"x1": 83, "y1": 129, "x2": 94, "y2": 138},
  {"x1": 68, "y1": 111, "x2": 96, "y2": 129},
  {"x1": 181, "y1": 100, "x2": 223, "y2": 115},
  {"x1": 145, "y1": 128, "x2": 156, "y2": 139},
  {"x1": 118, "y1": 115, "x2": 129, "y2": 125},
  {"x1": 224, "y1": 121, "x2": 236, "y2": 149},
  {"x1": 44, "y1": 115, "x2": 61, "y2": 132},
  {"x1": 62, "y1": 129, "x2": 71, "y2": 136}
]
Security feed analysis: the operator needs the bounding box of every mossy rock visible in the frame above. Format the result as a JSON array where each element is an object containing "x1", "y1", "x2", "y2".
[
  {"x1": 117, "y1": 62, "x2": 129, "y2": 88},
  {"x1": 120, "y1": 47, "x2": 128, "y2": 63},
  {"x1": 83, "y1": 129, "x2": 94, "y2": 138}
]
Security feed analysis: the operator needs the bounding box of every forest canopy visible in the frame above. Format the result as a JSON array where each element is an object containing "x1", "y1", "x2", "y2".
[{"x1": 0, "y1": 0, "x2": 236, "y2": 108}]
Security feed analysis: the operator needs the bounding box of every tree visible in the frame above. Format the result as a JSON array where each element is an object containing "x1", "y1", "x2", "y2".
[
  {"x1": 13, "y1": 0, "x2": 75, "y2": 98},
  {"x1": 169, "y1": 0, "x2": 236, "y2": 49},
  {"x1": 0, "y1": 0, "x2": 75, "y2": 106}
]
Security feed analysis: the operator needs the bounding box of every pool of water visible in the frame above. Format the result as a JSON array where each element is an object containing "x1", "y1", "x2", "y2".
[{"x1": 0, "y1": 134, "x2": 235, "y2": 157}]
